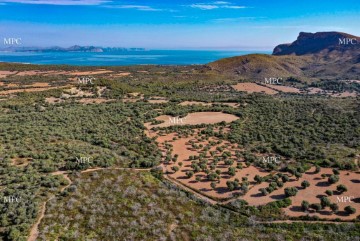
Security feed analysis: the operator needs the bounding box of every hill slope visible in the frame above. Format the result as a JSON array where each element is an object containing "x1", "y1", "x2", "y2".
[{"x1": 208, "y1": 32, "x2": 360, "y2": 81}]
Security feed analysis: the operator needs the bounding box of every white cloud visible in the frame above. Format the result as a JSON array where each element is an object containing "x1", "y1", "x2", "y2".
[
  {"x1": 213, "y1": 1, "x2": 230, "y2": 4},
  {"x1": 190, "y1": 4, "x2": 219, "y2": 10},
  {"x1": 224, "y1": 5, "x2": 246, "y2": 9},
  {"x1": 190, "y1": 2, "x2": 247, "y2": 10},
  {"x1": 107, "y1": 5, "x2": 162, "y2": 11},
  {"x1": 0, "y1": 0, "x2": 110, "y2": 5}
]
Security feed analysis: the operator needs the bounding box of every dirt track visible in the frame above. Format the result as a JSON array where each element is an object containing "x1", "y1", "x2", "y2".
[{"x1": 28, "y1": 164, "x2": 356, "y2": 240}]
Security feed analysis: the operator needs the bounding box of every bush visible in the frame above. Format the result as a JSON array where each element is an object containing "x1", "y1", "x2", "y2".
[
  {"x1": 330, "y1": 203, "x2": 339, "y2": 213},
  {"x1": 344, "y1": 206, "x2": 356, "y2": 215},
  {"x1": 254, "y1": 174, "x2": 263, "y2": 184},
  {"x1": 171, "y1": 166, "x2": 179, "y2": 173},
  {"x1": 186, "y1": 171, "x2": 194, "y2": 178},
  {"x1": 336, "y1": 184, "x2": 347, "y2": 193},
  {"x1": 328, "y1": 175, "x2": 339, "y2": 184},
  {"x1": 284, "y1": 187, "x2": 298, "y2": 197},
  {"x1": 228, "y1": 167, "x2": 236, "y2": 176},
  {"x1": 301, "y1": 180, "x2": 310, "y2": 189},
  {"x1": 301, "y1": 200, "x2": 309, "y2": 211},
  {"x1": 320, "y1": 196, "x2": 331, "y2": 209},
  {"x1": 325, "y1": 190, "x2": 333, "y2": 196},
  {"x1": 259, "y1": 188, "x2": 268, "y2": 196},
  {"x1": 282, "y1": 175, "x2": 289, "y2": 183},
  {"x1": 310, "y1": 203, "x2": 322, "y2": 212}
]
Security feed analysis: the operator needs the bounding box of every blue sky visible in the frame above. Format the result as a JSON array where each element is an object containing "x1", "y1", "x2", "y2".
[{"x1": 0, "y1": 0, "x2": 359, "y2": 49}]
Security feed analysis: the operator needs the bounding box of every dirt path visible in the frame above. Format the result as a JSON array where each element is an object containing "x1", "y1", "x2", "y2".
[
  {"x1": 27, "y1": 167, "x2": 151, "y2": 241},
  {"x1": 28, "y1": 164, "x2": 354, "y2": 240},
  {"x1": 28, "y1": 171, "x2": 72, "y2": 241}
]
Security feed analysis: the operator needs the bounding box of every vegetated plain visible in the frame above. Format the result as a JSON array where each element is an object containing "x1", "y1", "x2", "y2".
[{"x1": 0, "y1": 31, "x2": 359, "y2": 240}]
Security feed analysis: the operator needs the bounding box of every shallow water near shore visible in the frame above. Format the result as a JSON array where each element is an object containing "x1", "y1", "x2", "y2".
[{"x1": 0, "y1": 50, "x2": 270, "y2": 66}]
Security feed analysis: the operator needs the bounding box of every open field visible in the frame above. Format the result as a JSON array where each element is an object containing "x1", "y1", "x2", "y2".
[
  {"x1": 265, "y1": 84, "x2": 301, "y2": 93},
  {"x1": 145, "y1": 112, "x2": 239, "y2": 128},
  {"x1": 232, "y1": 83, "x2": 278, "y2": 95}
]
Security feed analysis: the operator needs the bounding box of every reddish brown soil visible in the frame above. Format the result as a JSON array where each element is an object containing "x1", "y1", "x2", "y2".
[
  {"x1": 308, "y1": 88, "x2": 323, "y2": 94},
  {"x1": 0, "y1": 86, "x2": 63, "y2": 95},
  {"x1": 112, "y1": 72, "x2": 131, "y2": 77},
  {"x1": 148, "y1": 129, "x2": 268, "y2": 200},
  {"x1": 145, "y1": 121, "x2": 359, "y2": 221},
  {"x1": 148, "y1": 99, "x2": 168, "y2": 104},
  {"x1": 77, "y1": 98, "x2": 115, "y2": 104},
  {"x1": 45, "y1": 97, "x2": 64, "y2": 104},
  {"x1": 11, "y1": 158, "x2": 31, "y2": 167},
  {"x1": 265, "y1": 85, "x2": 301, "y2": 93},
  {"x1": 69, "y1": 70, "x2": 113, "y2": 76},
  {"x1": 232, "y1": 83, "x2": 278, "y2": 95},
  {"x1": 0, "y1": 71, "x2": 17, "y2": 78},
  {"x1": 242, "y1": 166, "x2": 359, "y2": 220},
  {"x1": 330, "y1": 91, "x2": 357, "y2": 97},
  {"x1": 145, "y1": 112, "x2": 239, "y2": 128},
  {"x1": 179, "y1": 101, "x2": 212, "y2": 106}
]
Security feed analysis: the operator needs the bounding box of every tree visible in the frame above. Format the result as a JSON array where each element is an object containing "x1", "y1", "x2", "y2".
[
  {"x1": 210, "y1": 182, "x2": 217, "y2": 190},
  {"x1": 301, "y1": 180, "x2": 310, "y2": 189},
  {"x1": 294, "y1": 171, "x2": 302, "y2": 180},
  {"x1": 178, "y1": 162, "x2": 183, "y2": 167},
  {"x1": 320, "y1": 196, "x2": 331, "y2": 209},
  {"x1": 241, "y1": 183, "x2": 249, "y2": 193},
  {"x1": 228, "y1": 167, "x2": 236, "y2": 176},
  {"x1": 344, "y1": 206, "x2": 356, "y2": 215},
  {"x1": 171, "y1": 166, "x2": 179, "y2": 173},
  {"x1": 207, "y1": 172, "x2": 218, "y2": 181},
  {"x1": 226, "y1": 180, "x2": 239, "y2": 191},
  {"x1": 269, "y1": 182, "x2": 278, "y2": 190},
  {"x1": 195, "y1": 176, "x2": 201, "y2": 182},
  {"x1": 325, "y1": 190, "x2": 333, "y2": 196},
  {"x1": 284, "y1": 187, "x2": 298, "y2": 197},
  {"x1": 336, "y1": 184, "x2": 347, "y2": 193},
  {"x1": 254, "y1": 174, "x2": 263, "y2": 184},
  {"x1": 315, "y1": 165, "x2": 321, "y2": 174},
  {"x1": 310, "y1": 203, "x2": 322, "y2": 212},
  {"x1": 282, "y1": 175, "x2": 289, "y2": 183},
  {"x1": 332, "y1": 169, "x2": 340, "y2": 175},
  {"x1": 259, "y1": 188, "x2": 268, "y2": 196},
  {"x1": 301, "y1": 200, "x2": 310, "y2": 211},
  {"x1": 330, "y1": 203, "x2": 339, "y2": 213},
  {"x1": 266, "y1": 186, "x2": 274, "y2": 194},
  {"x1": 328, "y1": 174, "x2": 339, "y2": 184},
  {"x1": 276, "y1": 180, "x2": 284, "y2": 188},
  {"x1": 226, "y1": 181, "x2": 235, "y2": 191},
  {"x1": 186, "y1": 171, "x2": 194, "y2": 178}
]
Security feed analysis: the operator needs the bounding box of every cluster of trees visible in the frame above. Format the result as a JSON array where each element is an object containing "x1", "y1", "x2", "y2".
[
  {"x1": 301, "y1": 196, "x2": 356, "y2": 215},
  {"x1": 310, "y1": 80, "x2": 360, "y2": 93},
  {"x1": 227, "y1": 96, "x2": 359, "y2": 167},
  {"x1": 0, "y1": 94, "x2": 166, "y2": 239},
  {"x1": 257, "y1": 173, "x2": 290, "y2": 196}
]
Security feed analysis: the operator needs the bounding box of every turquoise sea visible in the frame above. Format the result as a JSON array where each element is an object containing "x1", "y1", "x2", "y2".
[{"x1": 0, "y1": 50, "x2": 270, "y2": 66}]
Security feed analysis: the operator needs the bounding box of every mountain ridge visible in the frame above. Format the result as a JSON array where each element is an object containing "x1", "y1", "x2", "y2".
[
  {"x1": 0, "y1": 45, "x2": 146, "y2": 52},
  {"x1": 273, "y1": 31, "x2": 359, "y2": 56},
  {"x1": 208, "y1": 31, "x2": 360, "y2": 81}
]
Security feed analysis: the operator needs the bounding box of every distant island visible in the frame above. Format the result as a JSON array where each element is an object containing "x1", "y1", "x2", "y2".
[{"x1": 0, "y1": 45, "x2": 146, "y2": 52}]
